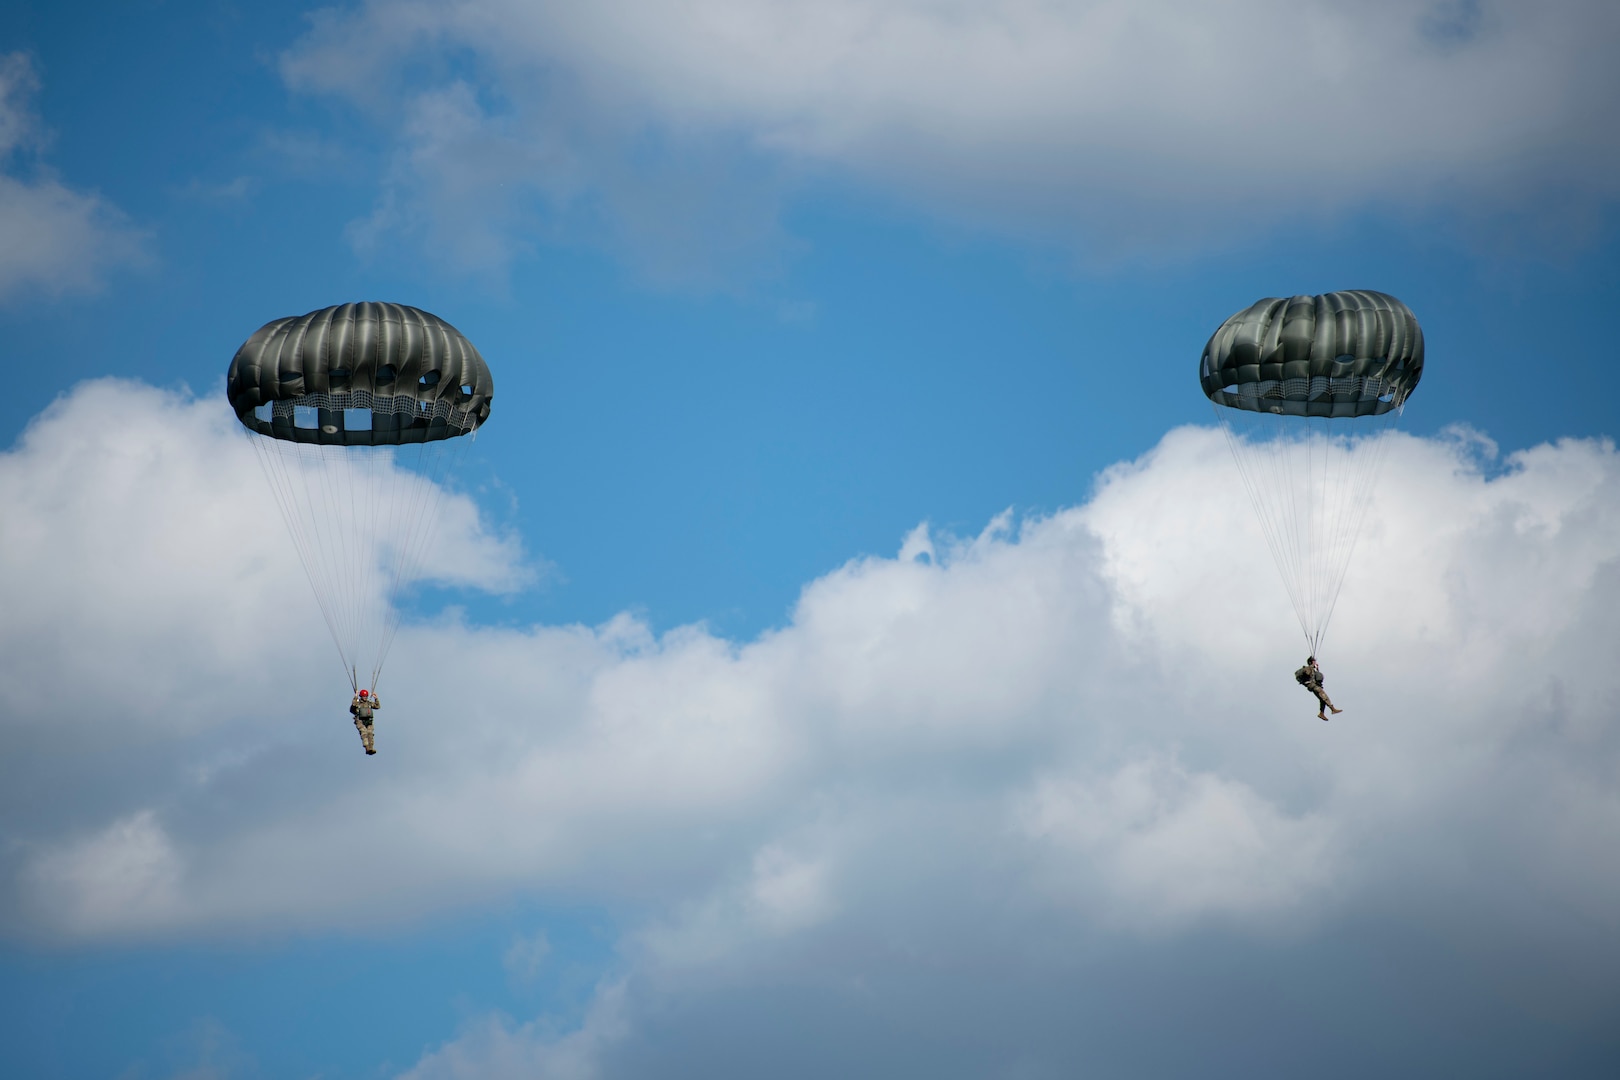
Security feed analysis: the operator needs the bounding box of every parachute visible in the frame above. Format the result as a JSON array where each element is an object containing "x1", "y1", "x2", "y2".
[
  {"x1": 227, "y1": 302, "x2": 494, "y2": 692},
  {"x1": 1200, "y1": 290, "x2": 1423, "y2": 655}
]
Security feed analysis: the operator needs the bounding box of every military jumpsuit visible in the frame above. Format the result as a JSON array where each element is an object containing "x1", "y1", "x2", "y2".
[
  {"x1": 351, "y1": 693, "x2": 380, "y2": 754},
  {"x1": 1297, "y1": 662, "x2": 1337, "y2": 718}
]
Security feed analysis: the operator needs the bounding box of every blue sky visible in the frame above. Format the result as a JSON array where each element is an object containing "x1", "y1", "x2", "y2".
[{"x1": 2, "y1": 2, "x2": 1618, "y2": 1077}]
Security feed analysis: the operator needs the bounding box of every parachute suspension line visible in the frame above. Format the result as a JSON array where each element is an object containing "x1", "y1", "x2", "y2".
[
  {"x1": 1274, "y1": 415, "x2": 1313, "y2": 640},
  {"x1": 1213, "y1": 405, "x2": 1313, "y2": 648},
  {"x1": 371, "y1": 432, "x2": 474, "y2": 690},
  {"x1": 310, "y1": 440, "x2": 362, "y2": 672},
  {"x1": 243, "y1": 426, "x2": 479, "y2": 691},
  {"x1": 297, "y1": 441, "x2": 358, "y2": 675},
  {"x1": 1312, "y1": 416, "x2": 1398, "y2": 655},
  {"x1": 305, "y1": 443, "x2": 353, "y2": 660},
  {"x1": 1301, "y1": 421, "x2": 1326, "y2": 653},
  {"x1": 244, "y1": 430, "x2": 356, "y2": 682},
  {"x1": 1263, "y1": 415, "x2": 1310, "y2": 637},
  {"x1": 1212, "y1": 407, "x2": 1397, "y2": 657},
  {"x1": 375, "y1": 438, "x2": 428, "y2": 686},
  {"x1": 343, "y1": 437, "x2": 381, "y2": 690},
  {"x1": 311, "y1": 443, "x2": 350, "y2": 664},
  {"x1": 1308, "y1": 424, "x2": 1341, "y2": 655},
  {"x1": 360, "y1": 436, "x2": 387, "y2": 690},
  {"x1": 337, "y1": 434, "x2": 464, "y2": 693},
  {"x1": 1308, "y1": 435, "x2": 1338, "y2": 654}
]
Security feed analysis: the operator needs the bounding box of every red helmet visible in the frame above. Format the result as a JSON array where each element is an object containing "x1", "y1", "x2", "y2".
[{"x1": 358, "y1": 689, "x2": 369, "y2": 697}]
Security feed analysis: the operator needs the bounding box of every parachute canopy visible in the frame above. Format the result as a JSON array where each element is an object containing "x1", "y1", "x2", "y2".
[
  {"x1": 1199, "y1": 290, "x2": 1424, "y2": 656},
  {"x1": 228, "y1": 303, "x2": 494, "y2": 692},
  {"x1": 1201, "y1": 290, "x2": 1423, "y2": 419},
  {"x1": 227, "y1": 302, "x2": 493, "y2": 445}
]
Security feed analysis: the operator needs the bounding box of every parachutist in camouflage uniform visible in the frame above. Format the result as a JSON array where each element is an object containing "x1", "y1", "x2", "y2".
[
  {"x1": 1294, "y1": 656, "x2": 1341, "y2": 721},
  {"x1": 350, "y1": 689, "x2": 379, "y2": 755}
]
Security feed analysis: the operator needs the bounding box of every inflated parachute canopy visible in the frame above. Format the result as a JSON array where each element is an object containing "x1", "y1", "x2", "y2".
[
  {"x1": 1201, "y1": 290, "x2": 1423, "y2": 418},
  {"x1": 227, "y1": 302, "x2": 493, "y2": 445}
]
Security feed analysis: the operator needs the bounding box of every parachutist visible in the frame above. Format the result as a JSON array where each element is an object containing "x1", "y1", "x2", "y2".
[
  {"x1": 350, "y1": 689, "x2": 380, "y2": 754},
  {"x1": 1294, "y1": 656, "x2": 1341, "y2": 720}
]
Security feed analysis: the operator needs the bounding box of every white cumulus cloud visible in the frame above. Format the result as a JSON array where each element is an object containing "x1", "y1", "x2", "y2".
[
  {"x1": 279, "y1": 0, "x2": 1620, "y2": 275},
  {"x1": 1, "y1": 378, "x2": 1618, "y2": 1073},
  {"x1": 400, "y1": 980, "x2": 629, "y2": 1080}
]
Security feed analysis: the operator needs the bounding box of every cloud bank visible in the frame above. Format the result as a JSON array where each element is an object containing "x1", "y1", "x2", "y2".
[
  {"x1": 2, "y1": 381, "x2": 1617, "y2": 1074},
  {"x1": 0, "y1": 53, "x2": 145, "y2": 300},
  {"x1": 279, "y1": 0, "x2": 1620, "y2": 274}
]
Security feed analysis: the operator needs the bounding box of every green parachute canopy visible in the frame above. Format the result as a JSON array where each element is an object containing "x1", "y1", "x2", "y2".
[
  {"x1": 227, "y1": 302, "x2": 493, "y2": 445},
  {"x1": 1201, "y1": 290, "x2": 1423, "y2": 419}
]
